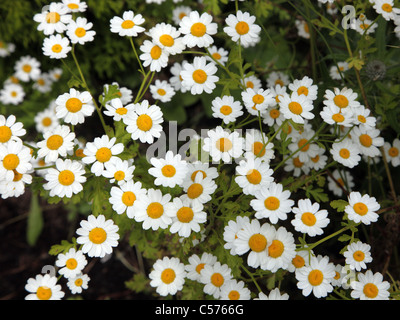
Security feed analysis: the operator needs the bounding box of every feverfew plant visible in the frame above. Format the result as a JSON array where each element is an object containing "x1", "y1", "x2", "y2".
[{"x1": 0, "y1": 0, "x2": 400, "y2": 302}]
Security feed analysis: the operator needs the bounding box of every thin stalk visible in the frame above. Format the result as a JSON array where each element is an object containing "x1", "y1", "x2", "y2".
[{"x1": 129, "y1": 37, "x2": 145, "y2": 75}]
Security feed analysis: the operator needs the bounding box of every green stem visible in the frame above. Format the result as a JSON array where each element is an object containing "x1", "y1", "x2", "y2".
[
  {"x1": 240, "y1": 265, "x2": 263, "y2": 293},
  {"x1": 304, "y1": 226, "x2": 351, "y2": 251},
  {"x1": 129, "y1": 37, "x2": 145, "y2": 75}
]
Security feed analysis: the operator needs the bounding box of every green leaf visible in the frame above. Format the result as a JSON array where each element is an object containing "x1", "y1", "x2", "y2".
[
  {"x1": 330, "y1": 199, "x2": 349, "y2": 212},
  {"x1": 26, "y1": 193, "x2": 43, "y2": 246},
  {"x1": 49, "y1": 238, "x2": 77, "y2": 256}
]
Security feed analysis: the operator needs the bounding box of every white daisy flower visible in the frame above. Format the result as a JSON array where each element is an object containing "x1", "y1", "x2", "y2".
[
  {"x1": 0, "y1": 84, "x2": 25, "y2": 105},
  {"x1": 139, "y1": 40, "x2": 169, "y2": 72},
  {"x1": 350, "y1": 270, "x2": 390, "y2": 300},
  {"x1": 0, "y1": 139, "x2": 32, "y2": 181},
  {"x1": 55, "y1": 88, "x2": 95, "y2": 125},
  {"x1": 133, "y1": 188, "x2": 173, "y2": 230},
  {"x1": 181, "y1": 171, "x2": 217, "y2": 206},
  {"x1": 243, "y1": 129, "x2": 275, "y2": 163},
  {"x1": 255, "y1": 288, "x2": 289, "y2": 300},
  {"x1": 279, "y1": 92, "x2": 315, "y2": 124},
  {"x1": 352, "y1": 105, "x2": 377, "y2": 129},
  {"x1": 320, "y1": 104, "x2": 355, "y2": 127},
  {"x1": 330, "y1": 138, "x2": 361, "y2": 168},
  {"x1": 25, "y1": 274, "x2": 64, "y2": 300},
  {"x1": 102, "y1": 157, "x2": 135, "y2": 185},
  {"x1": 32, "y1": 73, "x2": 53, "y2": 93},
  {"x1": 235, "y1": 157, "x2": 274, "y2": 196},
  {"x1": 295, "y1": 19, "x2": 310, "y2": 39},
  {"x1": 148, "y1": 150, "x2": 188, "y2": 188},
  {"x1": 383, "y1": 138, "x2": 400, "y2": 167},
  {"x1": 199, "y1": 261, "x2": 233, "y2": 299},
  {"x1": 43, "y1": 158, "x2": 86, "y2": 198},
  {"x1": 169, "y1": 60, "x2": 189, "y2": 93},
  {"x1": 76, "y1": 214, "x2": 120, "y2": 258},
  {"x1": 103, "y1": 98, "x2": 135, "y2": 122},
  {"x1": 351, "y1": 126, "x2": 384, "y2": 158},
  {"x1": 33, "y1": 2, "x2": 72, "y2": 35},
  {"x1": 42, "y1": 34, "x2": 71, "y2": 59},
  {"x1": 211, "y1": 95, "x2": 243, "y2": 125},
  {"x1": 283, "y1": 155, "x2": 310, "y2": 177},
  {"x1": 288, "y1": 76, "x2": 318, "y2": 101},
  {"x1": 172, "y1": 6, "x2": 192, "y2": 26},
  {"x1": 287, "y1": 249, "x2": 313, "y2": 273},
  {"x1": 291, "y1": 199, "x2": 330, "y2": 237},
  {"x1": 0, "y1": 41, "x2": 15, "y2": 57},
  {"x1": 327, "y1": 169, "x2": 354, "y2": 197},
  {"x1": 110, "y1": 10, "x2": 145, "y2": 37},
  {"x1": 55, "y1": 248, "x2": 87, "y2": 279},
  {"x1": 14, "y1": 55, "x2": 41, "y2": 82},
  {"x1": 206, "y1": 45, "x2": 229, "y2": 66},
  {"x1": 242, "y1": 75, "x2": 262, "y2": 91},
  {"x1": 344, "y1": 191, "x2": 380, "y2": 225},
  {"x1": 263, "y1": 105, "x2": 286, "y2": 127},
  {"x1": 149, "y1": 22, "x2": 185, "y2": 55},
  {"x1": 36, "y1": 125, "x2": 75, "y2": 163},
  {"x1": 48, "y1": 68, "x2": 63, "y2": 82},
  {"x1": 251, "y1": 182, "x2": 294, "y2": 224},
  {"x1": 150, "y1": 79, "x2": 176, "y2": 103},
  {"x1": 66, "y1": 17, "x2": 96, "y2": 45},
  {"x1": 323, "y1": 87, "x2": 360, "y2": 111},
  {"x1": 288, "y1": 130, "x2": 320, "y2": 162},
  {"x1": 241, "y1": 87, "x2": 275, "y2": 115},
  {"x1": 266, "y1": 71, "x2": 290, "y2": 88},
  {"x1": 308, "y1": 146, "x2": 328, "y2": 171},
  {"x1": 184, "y1": 161, "x2": 218, "y2": 183},
  {"x1": 67, "y1": 273, "x2": 90, "y2": 294},
  {"x1": 0, "y1": 114, "x2": 26, "y2": 145},
  {"x1": 167, "y1": 196, "x2": 207, "y2": 238},
  {"x1": 295, "y1": 255, "x2": 336, "y2": 298},
  {"x1": 329, "y1": 62, "x2": 349, "y2": 80},
  {"x1": 179, "y1": 11, "x2": 217, "y2": 48},
  {"x1": 261, "y1": 226, "x2": 296, "y2": 273},
  {"x1": 109, "y1": 180, "x2": 146, "y2": 219},
  {"x1": 223, "y1": 215, "x2": 250, "y2": 256},
  {"x1": 234, "y1": 219, "x2": 276, "y2": 268},
  {"x1": 81, "y1": 135, "x2": 124, "y2": 176},
  {"x1": 180, "y1": 56, "x2": 219, "y2": 95},
  {"x1": 343, "y1": 241, "x2": 373, "y2": 271},
  {"x1": 149, "y1": 257, "x2": 186, "y2": 297},
  {"x1": 355, "y1": 17, "x2": 378, "y2": 34},
  {"x1": 62, "y1": 0, "x2": 88, "y2": 13},
  {"x1": 223, "y1": 10, "x2": 261, "y2": 48},
  {"x1": 103, "y1": 82, "x2": 133, "y2": 105},
  {"x1": 0, "y1": 169, "x2": 32, "y2": 199},
  {"x1": 220, "y1": 279, "x2": 251, "y2": 300},
  {"x1": 202, "y1": 126, "x2": 244, "y2": 163},
  {"x1": 185, "y1": 252, "x2": 218, "y2": 282},
  {"x1": 373, "y1": 0, "x2": 400, "y2": 21}
]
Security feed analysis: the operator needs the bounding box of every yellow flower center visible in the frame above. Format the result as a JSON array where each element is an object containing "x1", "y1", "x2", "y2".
[
  {"x1": 121, "y1": 20, "x2": 135, "y2": 29},
  {"x1": 235, "y1": 21, "x2": 250, "y2": 35},
  {"x1": 311, "y1": 154, "x2": 320, "y2": 163},
  {"x1": 297, "y1": 86, "x2": 309, "y2": 96},
  {"x1": 210, "y1": 273, "x2": 224, "y2": 287},
  {"x1": 192, "y1": 69, "x2": 208, "y2": 84},
  {"x1": 187, "y1": 183, "x2": 204, "y2": 199},
  {"x1": 75, "y1": 27, "x2": 86, "y2": 38},
  {"x1": 190, "y1": 22, "x2": 206, "y2": 37},
  {"x1": 88, "y1": 227, "x2": 107, "y2": 244},
  {"x1": 216, "y1": 137, "x2": 233, "y2": 152},
  {"x1": 301, "y1": 212, "x2": 316, "y2": 226},
  {"x1": 13, "y1": 170, "x2": 23, "y2": 182},
  {"x1": 246, "y1": 169, "x2": 262, "y2": 185},
  {"x1": 270, "y1": 108, "x2": 280, "y2": 119},
  {"x1": 288, "y1": 101, "x2": 303, "y2": 115},
  {"x1": 161, "y1": 268, "x2": 176, "y2": 284},
  {"x1": 65, "y1": 97, "x2": 83, "y2": 113},
  {"x1": 264, "y1": 196, "x2": 280, "y2": 211},
  {"x1": 122, "y1": 191, "x2": 136, "y2": 206},
  {"x1": 212, "y1": 52, "x2": 222, "y2": 60},
  {"x1": 75, "y1": 278, "x2": 83, "y2": 286},
  {"x1": 268, "y1": 239, "x2": 284, "y2": 258},
  {"x1": 333, "y1": 95, "x2": 349, "y2": 108},
  {"x1": 353, "y1": 202, "x2": 368, "y2": 216},
  {"x1": 220, "y1": 105, "x2": 232, "y2": 116},
  {"x1": 388, "y1": 147, "x2": 399, "y2": 157},
  {"x1": 51, "y1": 44, "x2": 63, "y2": 53},
  {"x1": 339, "y1": 148, "x2": 350, "y2": 159},
  {"x1": 252, "y1": 94, "x2": 264, "y2": 105},
  {"x1": 150, "y1": 45, "x2": 162, "y2": 60},
  {"x1": 157, "y1": 88, "x2": 166, "y2": 96},
  {"x1": 58, "y1": 170, "x2": 75, "y2": 186},
  {"x1": 75, "y1": 148, "x2": 86, "y2": 158},
  {"x1": 95, "y1": 147, "x2": 112, "y2": 163},
  {"x1": 176, "y1": 206, "x2": 194, "y2": 223},
  {"x1": 37, "y1": 78, "x2": 45, "y2": 86},
  {"x1": 332, "y1": 113, "x2": 345, "y2": 123},
  {"x1": 3, "y1": 154, "x2": 19, "y2": 170},
  {"x1": 359, "y1": 134, "x2": 372, "y2": 147},
  {"x1": 179, "y1": 12, "x2": 187, "y2": 20},
  {"x1": 161, "y1": 164, "x2": 176, "y2": 177},
  {"x1": 116, "y1": 107, "x2": 127, "y2": 115},
  {"x1": 381, "y1": 3, "x2": 393, "y2": 12},
  {"x1": 191, "y1": 170, "x2": 206, "y2": 181},
  {"x1": 298, "y1": 138, "x2": 310, "y2": 152},
  {"x1": 246, "y1": 81, "x2": 254, "y2": 89},
  {"x1": 41, "y1": 117, "x2": 52, "y2": 127},
  {"x1": 363, "y1": 283, "x2": 379, "y2": 298},
  {"x1": 0, "y1": 126, "x2": 12, "y2": 143},
  {"x1": 22, "y1": 64, "x2": 32, "y2": 73},
  {"x1": 147, "y1": 202, "x2": 164, "y2": 219},
  {"x1": 159, "y1": 34, "x2": 174, "y2": 47},
  {"x1": 46, "y1": 134, "x2": 64, "y2": 150},
  {"x1": 66, "y1": 258, "x2": 78, "y2": 270},
  {"x1": 292, "y1": 255, "x2": 305, "y2": 268},
  {"x1": 46, "y1": 12, "x2": 60, "y2": 23},
  {"x1": 36, "y1": 286, "x2": 52, "y2": 300},
  {"x1": 228, "y1": 290, "x2": 240, "y2": 300},
  {"x1": 275, "y1": 79, "x2": 284, "y2": 87},
  {"x1": 113, "y1": 170, "x2": 125, "y2": 181},
  {"x1": 357, "y1": 115, "x2": 366, "y2": 123},
  {"x1": 195, "y1": 263, "x2": 205, "y2": 274},
  {"x1": 308, "y1": 269, "x2": 324, "y2": 286},
  {"x1": 136, "y1": 114, "x2": 153, "y2": 132},
  {"x1": 293, "y1": 157, "x2": 303, "y2": 168},
  {"x1": 68, "y1": 3, "x2": 79, "y2": 9},
  {"x1": 353, "y1": 250, "x2": 365, "y2": 262},
  {"x1": 248, "y1": 233, "x2": 267, "y2": 252}
]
